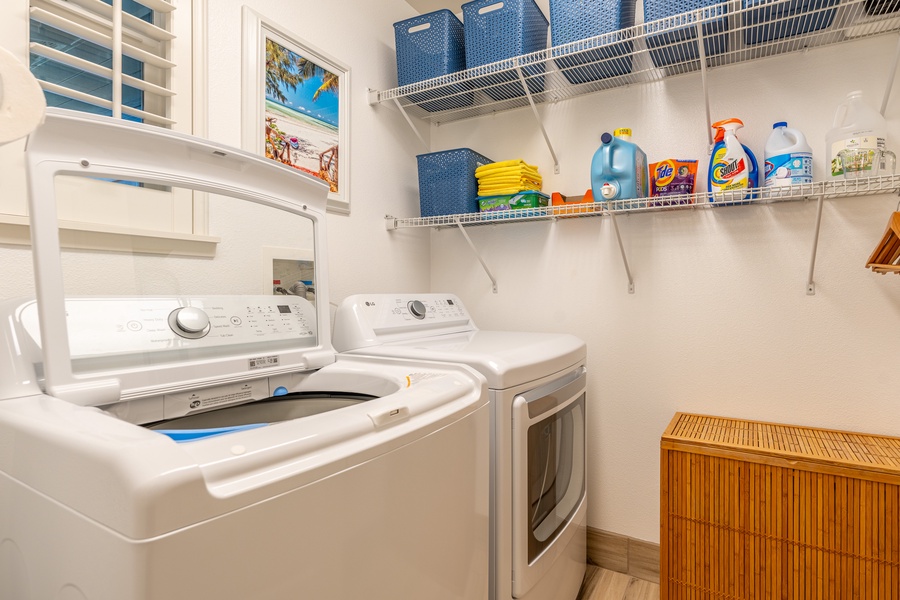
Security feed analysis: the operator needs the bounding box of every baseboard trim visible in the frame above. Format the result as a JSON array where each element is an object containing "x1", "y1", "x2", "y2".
[{"x1": 586, "y1": 526, "x2": 660, "y2": 584}]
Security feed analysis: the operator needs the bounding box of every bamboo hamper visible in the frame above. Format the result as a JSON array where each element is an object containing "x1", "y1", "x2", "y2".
[{"x1": 661, "y1": 413, "x2": 900, "y2": 599}]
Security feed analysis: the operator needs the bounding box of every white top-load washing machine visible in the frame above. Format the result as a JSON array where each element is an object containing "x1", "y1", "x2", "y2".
[
  {"x1": 333, "y1": 295, "x2": 587, "y2": 600},
  {"x1": 0, "y1": 111, "x2": 490, "y2": 600}
]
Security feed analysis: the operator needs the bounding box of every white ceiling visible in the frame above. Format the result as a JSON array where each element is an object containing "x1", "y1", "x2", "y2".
[{"x1": 404, "y1": 0, "x2": 465, "y2": 14}]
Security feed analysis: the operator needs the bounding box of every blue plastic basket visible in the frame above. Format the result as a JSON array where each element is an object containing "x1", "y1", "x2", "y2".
[
  {"x1": 550, "y1": 0, "x2": 636, "y2": 85},
  {"x1": 644, "y1": 0, "x2": 729, "y2": 69},
  {"x1": 742, "y1": 0, "x2": 839, "y2": 45},
  {"x1": 417, "y1": 148, "x2": 494, "y2": 217},
  {"x1": 394, "y1": 10, "x2": 473, "y2": 112},
  {"x1": 865, "y1": 0, "x2": 900, "y2": 15},
  {"x1": 462, "y1": 0, "x2": 549, "y2": 101}
]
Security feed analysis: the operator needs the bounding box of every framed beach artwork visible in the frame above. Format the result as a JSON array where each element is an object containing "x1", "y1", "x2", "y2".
[{"x1": 242, "y1": 8, "x2": 350, "y2": 214}]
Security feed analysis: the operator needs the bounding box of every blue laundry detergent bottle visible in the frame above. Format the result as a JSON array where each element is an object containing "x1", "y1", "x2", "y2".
[
  {"x1": 708, "y1": 118, "x2": 758, "y2": 203},
  {"x1": 590, "y1": 130, "x2": 649, "y2": 208}
]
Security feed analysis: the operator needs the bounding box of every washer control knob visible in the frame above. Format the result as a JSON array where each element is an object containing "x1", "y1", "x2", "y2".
[
  {"x1": 407, "y1": 300, "x2": 427, "y2": 320},
  {"x1": 170, "y1": 307, "x2": 210, "y2": 337}
]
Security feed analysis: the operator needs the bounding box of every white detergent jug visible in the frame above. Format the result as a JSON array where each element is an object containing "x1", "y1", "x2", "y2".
[
  {"x1": 765, "y1": 122, "x2": 812, "y2": 187},
  {"x1": 826, "y1": 90, "x2": 887, "y2": 179}
]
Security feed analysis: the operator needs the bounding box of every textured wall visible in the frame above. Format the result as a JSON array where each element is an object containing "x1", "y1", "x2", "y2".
[{"x1": 430, "y1": 36, "x2": 900, "y2": 543}]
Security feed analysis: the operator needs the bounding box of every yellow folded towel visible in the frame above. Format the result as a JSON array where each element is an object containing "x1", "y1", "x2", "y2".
[
  {"x1": 479, "y1": 181, "x2": 541, "y2": 192},
  {"x1": 477, "y1": 186, "x2": 542, "y2": 196},
  {"x1": 475, "y1": 159, "x2": 538, "y2": 175},
  {"x1": 476, "y1": 166, "x2": 541, "y2": 180},
  {"x1": 478, "y1": 175, "x2": 542, "y2": 186},
  {"x1": 477, "y1": 182, "x2": 543, "y2": 196},
  {"x1": 475, "y1": 160, "x2": 542, "y2": 197}
]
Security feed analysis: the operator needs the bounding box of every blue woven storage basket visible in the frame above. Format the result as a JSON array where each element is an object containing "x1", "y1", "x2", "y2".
[
  {"x1": 644, "y1": 0, "x2": 729, "y2": 69},
  {"x1": 865, "y1": 0, "x2": 900, "y2": 14},
  {"x1": 417, "y1": 148, "x2": 494, "y2": 217},
  {"x1": 742, "y1": 0, "x2": 839, "y2": 45},
  {"x1": 394, "y1": 10, "x2": 473, "y2": 112},
  {"x1": 462, "y1": 0, "x2": 549, "y2": 101},
  {"x1": 550, "y1": 0, "x2": 636, "y2": 85}
]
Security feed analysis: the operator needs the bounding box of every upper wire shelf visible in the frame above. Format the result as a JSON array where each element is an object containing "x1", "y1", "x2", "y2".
[
  {"x1": 385, "y1": 175, "x2": 900, "y2": 229},
  {"x1": 372, "y1": 0, "x2": 900, "y2": 124}
]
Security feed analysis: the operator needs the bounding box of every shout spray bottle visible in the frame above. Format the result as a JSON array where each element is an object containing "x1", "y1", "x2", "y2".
[{"x1": 708, "y1": 118, "x2": 759, "y2": 203}]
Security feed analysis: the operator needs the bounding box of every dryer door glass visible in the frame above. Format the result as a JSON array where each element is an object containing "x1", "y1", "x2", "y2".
[
  {"x1": 510, "y1": 366, "x2": 587, "y2": 594},
  {"x1": 525, "y1": 392, "x2": 585, "y2": 562}
]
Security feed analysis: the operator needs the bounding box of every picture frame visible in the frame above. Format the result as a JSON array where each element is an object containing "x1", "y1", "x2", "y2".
[{"x1": 241, "y1": 7, "x2": 350, "y2": 214}]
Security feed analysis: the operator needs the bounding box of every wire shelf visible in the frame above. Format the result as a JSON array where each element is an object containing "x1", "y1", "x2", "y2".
[
  {"x1": 374, "y1": 0, "x2": 900, "y2": 124},
  {"x1": 386, "y1": 175, "x2": 900, "y2": 229}
]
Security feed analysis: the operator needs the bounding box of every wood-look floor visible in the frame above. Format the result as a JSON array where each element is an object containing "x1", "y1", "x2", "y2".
[{"x1": 576, "y1": 565, "x2": 660, "y2": 600}]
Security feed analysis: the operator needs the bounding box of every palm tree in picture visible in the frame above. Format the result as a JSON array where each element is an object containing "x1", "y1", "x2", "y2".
[
  {"x1": 294, "y1": 57, "x2": 339, "y2": 101},
  {"x1": 312, "y1": 71, "x2": 339, "y2": 101},
  {"x1": 265, "y1": 39, "x2": 304, "y2": 104}
]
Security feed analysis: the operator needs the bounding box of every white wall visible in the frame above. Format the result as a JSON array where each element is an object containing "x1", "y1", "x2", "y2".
[
  {"x1": 430, "y1": 36, "x2": 900, "y2": 543},
  {"x1": 206, "y1": 0, "x2": 435, "y2": 305}
]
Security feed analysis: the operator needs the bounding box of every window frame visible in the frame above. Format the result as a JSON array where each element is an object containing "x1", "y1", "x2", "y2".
[{"x1": 0, "y1": 0, "x2": 216, "y2": 257}]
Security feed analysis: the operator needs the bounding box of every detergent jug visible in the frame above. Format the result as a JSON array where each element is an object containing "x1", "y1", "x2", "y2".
[
  {"x1": 765, "y1": 122, "x2": 813, "y2": 187},
  {"x1": 590, "y1": 131, "x2": 648, "y2": 207},
  {"x1": 826, "y1": 90, "x2": 887, "y2": 179}
]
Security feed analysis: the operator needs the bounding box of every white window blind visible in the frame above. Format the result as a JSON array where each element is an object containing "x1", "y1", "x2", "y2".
[{"x1": 29, "y1": 0, "x2": 178, "y2": 127}]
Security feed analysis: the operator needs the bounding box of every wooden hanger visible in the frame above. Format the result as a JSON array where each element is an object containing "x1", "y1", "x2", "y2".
[{"x1": 866, "y1": 203, "x2": 900, "y2": 275}]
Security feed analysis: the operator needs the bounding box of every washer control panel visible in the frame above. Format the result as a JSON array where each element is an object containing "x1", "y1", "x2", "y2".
[{"x1": 19, "y1": 295, "x2": 317, "y2": 359}]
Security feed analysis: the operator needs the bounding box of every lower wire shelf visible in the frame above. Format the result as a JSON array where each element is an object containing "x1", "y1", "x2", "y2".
[
  {"x1": 386, "y1": 175, "x2": 900, "y2": 229},
  {"x1": 386, "y1": 175, "x2": 900, "y2": 296}
]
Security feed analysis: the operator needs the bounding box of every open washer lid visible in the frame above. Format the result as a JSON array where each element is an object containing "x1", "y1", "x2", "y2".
[{"x1": 18, "y1": 109, "x2": 336, "y2": 407}]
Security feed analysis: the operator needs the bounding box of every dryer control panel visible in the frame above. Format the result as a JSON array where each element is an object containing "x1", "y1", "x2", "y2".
[{"x1": 333, "y1": 293, "x2": 474, "y2": 351}]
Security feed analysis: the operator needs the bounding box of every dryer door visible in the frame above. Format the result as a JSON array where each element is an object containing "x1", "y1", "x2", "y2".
[{"x1": 510, "y1": 367, "x2": 586, "y2": 598}]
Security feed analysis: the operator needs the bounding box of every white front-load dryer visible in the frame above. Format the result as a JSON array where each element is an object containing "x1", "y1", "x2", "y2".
[
  {"x1": 0, "y1": 111, "x2": 490, "y2": 600},
  {"x1": 333, "y1": 294, "x2": 588, "y2": 600}
]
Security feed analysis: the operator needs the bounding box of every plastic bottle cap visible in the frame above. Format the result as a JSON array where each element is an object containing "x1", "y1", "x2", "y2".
[
  {"x1": 773, "y1": 121, "x2": 787, "y2": 128},
  {"x1": 600, "y1": 183, "x2": 617, "y2": 199},
  {"x1": 601, "y1": 132, "x2": 613, "y2": 144}
]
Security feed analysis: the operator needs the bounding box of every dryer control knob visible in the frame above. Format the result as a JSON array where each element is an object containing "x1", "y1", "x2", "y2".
[
  {"x1": 172, "y1": 307, "x2": 210, "y2": 335},
  {"x1": 408, "y1": 300, "x2": 427, "y2": 319}
]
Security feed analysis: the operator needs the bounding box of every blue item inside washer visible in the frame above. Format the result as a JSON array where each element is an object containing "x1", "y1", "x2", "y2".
[{"x1": 156, "y1": 423, "x2": 268, "y2": 442}]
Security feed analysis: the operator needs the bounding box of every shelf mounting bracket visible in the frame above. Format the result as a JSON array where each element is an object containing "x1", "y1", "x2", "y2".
[
  {"x1": 515, "y1": 65, "x2": 560, "y2": 174},
  {"x1": 807, "y1": 194, "x2": 825, "y2": 295},
  {"x1": 696, "y1": 20, "x2": 714, "y2": 148},
  {"x1": 456, "y1": 220, "x2": 498, "y2": 293},
  {"x1": 608, "y1": 209, "x2": 635, "y2": 294},
  {"x1": 881, "y1": 32, "x2": 900, "y2": 115},
  {"x1": 392, "y1": 97, "x2": 429, "y2": 152}
]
